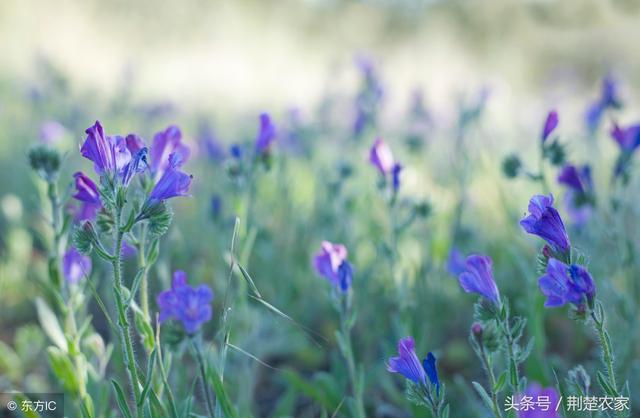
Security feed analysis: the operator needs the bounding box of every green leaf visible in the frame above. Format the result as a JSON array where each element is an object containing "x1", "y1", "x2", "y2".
[
  {"x1": 472, "y1": 381, "x2": 494, "y2": 413},
  {"x1": 509, "y1": 358, "x2": 518, "y2": 389},
  {"x1": 237, "y1": 263, "x2": 262, "y2": 298},
  {"x1": 111, "y1": 379, "x2": 134, "y2": 418},
  {"x1": 36, "y1": 298, "x2": 67, "y2": 351},
  {"x1": 47, "y1": 347, "x2": 79, "y2": 394},
  {"x1": 126, "y1": 268, "x2": 147, "y2": 307},
  {"x1": 596, "y1": 371, "x2": 618, "y2": 397},
  {"x1": 493, "y1": 371, "x2": 507, "y2": 393},
  {"x1": 138, "y1": 348, "x2": 157, "y2": 407},
  {"x1": 206, "y1": 365, "x2": 239, "y2": 418}
]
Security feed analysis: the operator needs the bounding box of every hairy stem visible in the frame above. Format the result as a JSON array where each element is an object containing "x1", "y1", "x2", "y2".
[
  {"x1": 112, "y1": 207, "x2": 142, "y2": 417},
  {"x1": 478, "y1": 349, "x2": 503, "y2": 418},
  {"x1": 138, "y1": 223, "x2": 149, "y2": 321},
  {"x1": 47, "y1": 180, "x2": 63, "y2": 290}
]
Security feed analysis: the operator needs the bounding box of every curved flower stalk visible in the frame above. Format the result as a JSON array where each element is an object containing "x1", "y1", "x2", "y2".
[
  {"x1": 314, "y1": 241, "x2": 365, "y2": 418},
  {"x1": 72, "y1": 120, "x2": 193, "y2": 418},
  {"x1": 585, "y1": 75, "x2": 621, "y2": 134},
  {"x1": 157, "y1": 270, "x2": 216, "y2": 418},
  {"x1": 520, "y1": 193, "x2": 630, "y2": 418},
  {"x1": 387, "y1": 337, "x2": 449, "y2": 418},
  {"x1": 368, "y1": 138, "x2": 430, "y2": 322},
  {"x1": 502, "y1": 110, "x2": 566, "y2": 190},
  {"x1": 458, "y1": 254, "x2": 533, "y2": 412},
  {"x1": 557, "y1": 164, "x2": 595, "y2": 226},
  {"x1": 609, "y1": 121, "x2": 640, "y2": 185},
  {"x1": 28, "y1": 144, "x2": 109, "y2": 416}
]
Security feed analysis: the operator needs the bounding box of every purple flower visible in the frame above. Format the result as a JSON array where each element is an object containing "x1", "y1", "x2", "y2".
[
  {"x1": 517, "y1": 383, "x2": 561, "y2": 418},
  {"x1": 63, "y1": 247, "x2": 92, "y2": 284},
  {"x1": 157, "y1": 270, "x2": 213, "y2": 334},
  {"x1": 313, "y1": 241, "x2": 350, "y2": 290},
  {"x1": 121, "y1": 147, "x2": 149, "y2": 187},
  {"x1": 198, "y1": 124, "x2": 226, "y2": 161},
  {"x1": 541, "y1": 110, "x2": 558, "y2": 143},
  {"x1": 39, "y1": 120, "x2": 67, "y2": 145},
  {"x1": 149, "y1": 153, "x2": 193, "y2": 201},
  {"x1": 391, "y1": 163, "x2": 403, "y2": 193},
  {"x1": 150, "y1": 125, "x2": 190, "y2": 181},
  {"x1": 585, "y1": 75, "x2": 620, "y2": 133},
  {"x1": 121, "y1": 241, "x2": 137, "y2": 259},
  {"x1": 520, "y1": 194, "x2": 571, "y2": 254},
  {"x1": 125, "y1": 134, "x2": 146, "y2": 155},
  {"x1": 557, "y1": 165, "x2": 594, "y2": 225},
  {"x1": 538, "y1": 259, "x2": 595, "y2": 308},
  {"x1": 72, "y1": 172, "x2": 102, "y2": 221},
  {"x1": 369, "y1": 138, "x2": 394, "y2": 175},
  {"x1": 255, "y1": 113, "x2": 277, "y2": 154},
  {"x1": 610, "y1": 122, "x2": 640, "y2": 153},
  {"x1": 458, "y1": 255, "x2": 500, "y2": 304},
  {"x1": 80, "y1": 121, "x2": 132, "y2": 176},
  {"x1": 446, "y1": 247, "x2": 466, "y2": 277},
  {"x1": 387, "y1": 336, "x2": 426, "y2": 385}
]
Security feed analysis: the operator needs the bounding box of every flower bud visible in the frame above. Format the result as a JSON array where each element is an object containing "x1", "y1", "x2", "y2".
[
  {"x1": 28, "y1": 145, "x2": 61, "y2": 181},
  {"x1": 471, "y1": 322, "x2": 483, "y2": 342},
  {"x1": 501, "y1": 154, "x2": 521, "y2": 178}
]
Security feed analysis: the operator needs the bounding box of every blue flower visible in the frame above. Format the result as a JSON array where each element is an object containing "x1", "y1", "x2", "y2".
[
  {"x1": 255, "y1": 113, "x2": 276, "y2": 154},
  {"x1": 157, "y1": 270, "x2": 214, "y2": 334},
  {"x1": 458, "y1": 254, "x2": 501, "y2": 304},
  {"x1": 63, "y1": 247, "x2": 92, "y2": 284},
  {"x1": 520, "y1": 194, "x2": 571, "y2": 254},
  {"x1": 392, "y1": 163, "x2": 403, "y2": 193},
  {"x1": 541, "y1": 110, "x2": 558, "y2": 143},
  {"x1": 150, "y1": 125, "x2": 191, "y2": 182},
  {"x1": 313, "y1": 241, "x2": 352, "y2": 292},
  {"x1": 149, "y1": 153, "x2": 193, "y2": 201},
  {"x1": 585, "y1": 75, "x2": 621, "y2": 133},
  {"x1": 446, "y1": 247, "x2": 466, "y2": 277},
  {"x1": 80, "y1": 121, "x2": 131, "y2": 176},
  {"x1": 538, "y1": 259, "x2": 595, "y2": 308},
  {"x1": 387, "y1": 336, "x2": 426, "y2": 385},
  {"x1": 72, "y1": 171, "x2": 102, "y2": 221},
  {"x1": 422, "y1": 352, "x2": 440, "y2": 396},
  {"x1": 337, "y1": 260, "x2": 353, "y2": 292},
  {"x1": 557, "y1": 164, "x2": 594, "y2": 225}
]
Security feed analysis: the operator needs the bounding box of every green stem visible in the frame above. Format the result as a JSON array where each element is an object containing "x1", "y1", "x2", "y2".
[
  {"x1": 338, "y1": 293, "x2": 366, "y2": 418},
  {"x1": 478, "y1": 349, "x2": 503, "y2": 418},
  {"x1": 591, "y1": 309, "x2": 624, "y2": 418},
  {"x1": 193, "y1": 339, "x2": 216, "y2": 418},
  {"x1": 47, "y1": 180, "x2": 63, "y2": 290},
  {"x1": 112, "y1": 207, "x2": 142, "y2": 417},
  {"x1": 138, "y1": 224, "x2": 149, "y2": 321},
  {"x1": 500, "y1": 310, "x2": 521, "y2": 392}
]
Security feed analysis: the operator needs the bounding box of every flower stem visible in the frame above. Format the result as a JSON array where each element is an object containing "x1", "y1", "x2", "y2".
[
  {"x1": 478, "y1": 349, "x2": 503, "y2": 418},
  {"x1": 591, "y1": 307, "x2": 624, "y2": 418},
  {"x1": 137, "y1": 223, "x2": 149, "y2": 321},
  {"x1": 112, "y1": 207, "x2": 142, "y2": 417},
  {"x1": 192, "y1": 338, "x2": 216, "y2": 418},
  {"x1": 338, "y1": 293, "x2": 366, "y2": 418},
  {"x1": 47, "y1": 180, "x2": 63, "y2": 290}
]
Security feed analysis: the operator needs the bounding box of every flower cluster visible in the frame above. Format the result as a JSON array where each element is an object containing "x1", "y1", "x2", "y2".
[{"x1": 157, "y1": 270, "x2": 214, "y2": 334}]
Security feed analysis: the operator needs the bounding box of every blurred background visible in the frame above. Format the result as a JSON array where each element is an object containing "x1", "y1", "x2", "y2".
[{"x1": 1, "y1": 0, "x2": 640, "y2": 416}]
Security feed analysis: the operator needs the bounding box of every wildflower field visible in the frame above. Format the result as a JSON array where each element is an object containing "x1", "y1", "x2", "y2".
[{"x1": 0, "y1": 1, "x2": 639, "y2": 417}]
